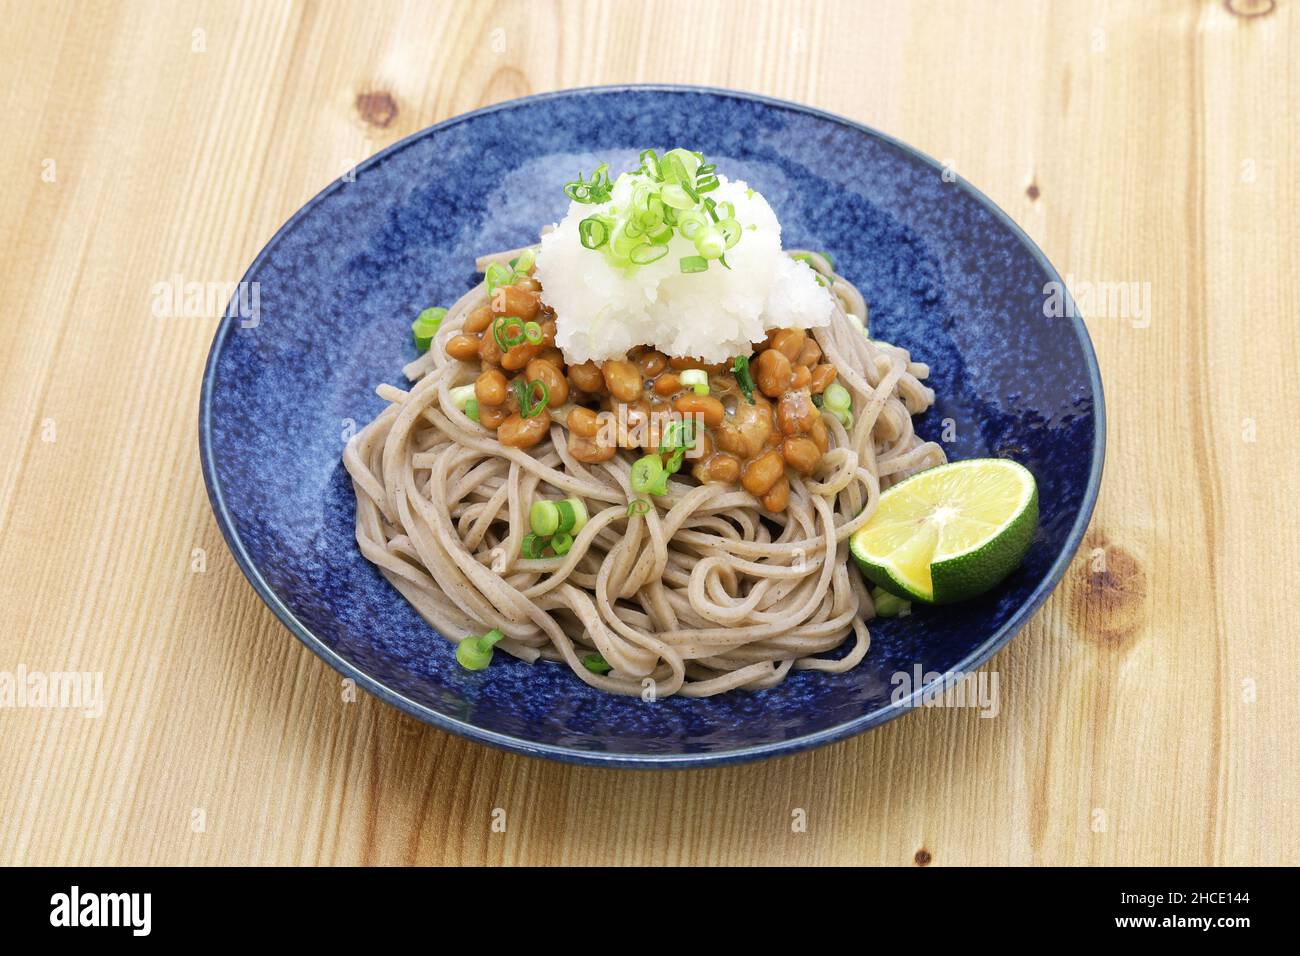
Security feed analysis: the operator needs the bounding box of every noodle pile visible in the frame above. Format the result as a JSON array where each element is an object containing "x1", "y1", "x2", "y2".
[{"x1": 344, "y1": 251, "x2": 945, "y2": 697}]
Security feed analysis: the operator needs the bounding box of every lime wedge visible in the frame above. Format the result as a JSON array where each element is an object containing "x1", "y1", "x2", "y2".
[{"x1": 850, "y1": 459, "x2": 1038, "y2": 605}]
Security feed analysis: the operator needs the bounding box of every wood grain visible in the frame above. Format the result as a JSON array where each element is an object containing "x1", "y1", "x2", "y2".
[{"x1": 1, "y1": 0, "x2": 1295, "y2": 866}]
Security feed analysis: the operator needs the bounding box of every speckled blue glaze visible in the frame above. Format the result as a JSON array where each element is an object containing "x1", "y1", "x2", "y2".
[{"x1": 200, "y1": 86, "x2": 1103, "y2": 768}]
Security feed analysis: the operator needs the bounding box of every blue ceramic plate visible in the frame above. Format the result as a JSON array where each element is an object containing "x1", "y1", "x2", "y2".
[{"x1": 200, "y1": 86, "x2": 1103, "y2": 768}]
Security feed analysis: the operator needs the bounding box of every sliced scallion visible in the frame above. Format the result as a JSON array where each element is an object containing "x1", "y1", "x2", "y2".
[
  {"x1": 550, "y1": 532, "x2": 574, "y2": 556},
  {"x1": 823, "y1": 383, "x2": 851, "y2": 414},
  {"x1": 658, "y1": 419, "x2": 696, "y2": 476},
  {"x1": 411, "y1": 306, "x2": 446, "y2": 352},
  {"x1": 732, "y1": 355, "x2": 756, "y2": 405},
  {"x1": 629, "y1": 243, "x2": 669, "y2": 265},
  {"x1": 678, "y1": 369, "x2": 708, "y2": 394},
  {"x1": 509, "y1": 248, "x2": 536, "y2": 276},
  {"x1": 579, "y1": 216, "x2": 610, "y2": 249},
  {"x1": 583, "y1": 653, "x2": 611, "y2": 674},
  {"x1": 563, "y1": 162, "x2": 612, "y2": 204},
  {"x1": 449, "y1": 384, "x2": 477, "y2": 410},
  {"x1": 695, "y1": 227, "x2": 725, "y2": 260},
  {"x1": 521, "y1": 532, "x2": 546, "y2": 559},
  {"x1": 568, "y1": 150, "x2": 744, "y2": 275},
  {"x1": 492, "y1": 315, "x2": 526, "y2": 352},
  {"x1": 555, "y1": 498, "x2": 588, "y2": 535},
  {"x1": 456, "y1": 628, "x2": 505, "y2": 671},
  {"x1": 530, "y1": 500, "x2": 560, "y2": 536},
  {"x1": 485, "y1": 262, "x2": 512, "y2": 296},
  {"x1": 512, "y1": 378, "x2": 550, "y2": 419},
  {"x1": 630, "y1": 454, "x2": 668, "y2": 495}
]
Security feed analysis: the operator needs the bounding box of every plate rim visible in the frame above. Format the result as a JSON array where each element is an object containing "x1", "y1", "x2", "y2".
[{"x1": 199, "y1": 83, "x2": 1106, "y2": 769}]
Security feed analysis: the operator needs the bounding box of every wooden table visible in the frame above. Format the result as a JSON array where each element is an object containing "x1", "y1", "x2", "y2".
[{"x1": 2, "y1": 0, "x2": 1295, "y2": 866}]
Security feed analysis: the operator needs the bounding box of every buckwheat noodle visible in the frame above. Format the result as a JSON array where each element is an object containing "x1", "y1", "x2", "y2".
[{"x1": 344, "y1": 248, "x2": 945, "y2": 697}]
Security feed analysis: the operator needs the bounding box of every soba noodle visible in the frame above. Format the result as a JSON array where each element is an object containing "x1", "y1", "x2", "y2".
[{"x1": 344, "y1": 250, "x2": 945, "y2": 697}]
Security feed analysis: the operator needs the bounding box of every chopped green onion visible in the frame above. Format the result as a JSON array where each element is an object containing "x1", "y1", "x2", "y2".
[
  {"x1": 823, "y1": 382, "x2": 851, "y2": 414},
  {"x1": 677, "y1": 209, "x2": 706, "y2": 240},
  {"x1": 512, "y1": 378, "x2": 550, "y2": 418},
  {"x1": 521, "y1": 532, "x2": 546, "y2": 559},
  {"x1": 563, "y1": 162, "x2": 612, "y2": 204},
  {"x1": 485, "y1": 262, "x2": 513, "y2": 296},
  {"x1": 678, "y1": 369, "x2": 708, "y2": 393},
  {"x1": 664, "y1": 426, "x2": 697, "y2": 472},
  {"x1": 717, "y1": 219, "x2": 742, "y2": 249},
  {"x1": 411, "y1": 306, "x2": 446, "y2": 352},
  {"x1": 465, "y1": 399, "x2": 480, "y2": 423},
  {"x1": 583, "y1": 653, "x2": 611, "y2": 674},
  {"x1": 509, "y1": 248, "x2": 536, "y2": 275},
  {"x1": 660, "y1": 183, "x2": 692, "y2": 209},
  {"x1": 456, "y1": 628, "x2": 505, "y2": 671},
  {"x1": 630, "y1": 454, "x2": 668, "y2": 495},
  {"x1": 732, "y1": 355, "x2": 756, "y2": 405},
  {"x1": 522, "y1": 320, "x2": 543, "y2": 344},
  {"x1": 579, "y1": 216, "x2": 609, "y2": 249},
  {"x1": 530, "y1": 500, "x2": 560, "y2": 536},
  {"x1": 833, "y1": 409, "x2": 853, "y2": 429},
  {"x1": 630, "y1": 243, "x2": 669, "y2": 265},
  {"x1": 626, "y1": 498, "x2": 652, "y2": 517},
  {"x1": 550, "y1": 532, "x2": 574, "y2": 556},
  {"x1": 870, "y1": 586, "x2": 910, "y2": 618},
  {"x1": 659, "y1": 419, "x2": 696, "y2": 475},
  {"x1": 569, "y1": 150, "x2": 743, "y2": 275},
  {"x1": 492, "y1": 315, "x2": 526, "y2": 351},
  {"x1": 555, "y1": 497, "x2": 588, "y2": 534},
  {"x1": 639, "y1": 148, "x2": 660, "y2": 179},
  {"x1": 449, "y1": 384, "x2": 476, "y2": 410},
  {"x1": 658, "y1": 418, "x2": 695, "y2": 453}
]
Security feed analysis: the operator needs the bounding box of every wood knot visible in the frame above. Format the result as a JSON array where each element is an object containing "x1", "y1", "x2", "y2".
[
  {"x1": 1074, "y1": 532, "x2": 1147, "y2": 648},
  {"x1": 914, "y1": 848, "x2": 932, "y2": 866},
  {"x1": 1026, "y1": 181, "x2": 1041, "y2": 201},
  {"x1": 356, "y1": 90, "x2": 399, "y2": 129},
  {"x1": 1225, "y1": 0, "x2": 1275, "y2": 17}
]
